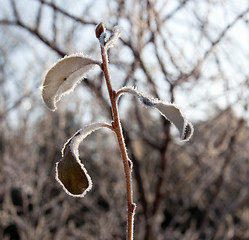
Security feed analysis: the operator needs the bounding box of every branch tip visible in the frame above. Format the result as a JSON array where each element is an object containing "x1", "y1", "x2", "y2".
[{"x1": 95, "y1": 22, "x2": 106, "y2": 39}]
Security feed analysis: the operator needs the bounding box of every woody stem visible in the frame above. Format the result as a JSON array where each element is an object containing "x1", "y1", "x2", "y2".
[{"x1": 100, "y1": 44, "x2": 135, "y2": 240}]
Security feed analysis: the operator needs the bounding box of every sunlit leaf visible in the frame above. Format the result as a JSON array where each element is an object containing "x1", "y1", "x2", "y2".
[
  {"x1": 42, "y1": 53, "x2": 100, "y2": 111},
  {"x1": 56, "y1": 123, "x2": 111, "y2": 197},
  {"x1": 105, "y1": 26, "x2": 121, "y2": 49},
  {"x1": 116, "y1": 87, "x2": 194, "y2": 141}
]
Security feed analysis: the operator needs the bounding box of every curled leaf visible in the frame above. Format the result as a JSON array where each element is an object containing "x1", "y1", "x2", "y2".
[
  {"x1": 105, "y1": 26, "x2": 121, "y2": 49},
  {"x1": 116, "y1": 87, "x2": 193, "y2": 141},
  {"x1": 42, "y1": 53, "x2": 100, "y2": 111},
  {"x1": 56, "y1": 123, "x2": 112, "y2": 197}
]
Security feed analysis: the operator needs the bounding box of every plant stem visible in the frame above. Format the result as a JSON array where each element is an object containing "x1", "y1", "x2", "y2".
[{"x1": 100, "y1": 44, "x2": 135, "y2": 240}]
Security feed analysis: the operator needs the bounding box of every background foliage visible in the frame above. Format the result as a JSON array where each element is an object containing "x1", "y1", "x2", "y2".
[{"x1": 0, "y1": 0, "x2": 249, "y2": 239}]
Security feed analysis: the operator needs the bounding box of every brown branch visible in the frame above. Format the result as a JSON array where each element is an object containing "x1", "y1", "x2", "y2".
[
  {"x1": 211, "y1": 182, "x2": 249, "y2": 240},
  {"x1": 96, "y1": 23, "x2": 135, "y2": 240},
  {"x1": 195, "y1": 118, "x2": 245, "y2": 240},
  {"x1": 0, "y1": 20, "x2": 66, "y2": 57},
  {"x1": 175, "y1": 6, "x2": 249, "y2": 86},
  {"x1": 10, "y1": 0, "x2": 20, "y2": 22},
  {"x1": 35, "y1": 0, "x2": 43, "y2": 30},
  {"x1": 144, "y1": 120, "x2": 171, "y2": 240},
  {"x1": 82, "y1": 78, "x2": 110, "y2": 114},
  {"x1": 152, "y1": 123, "x2": 171, "y2": 215},
  {"x1": 163, "y1": 0, "x2": 188, "y2": 21},
  {"x1": 51, "y1": 3, "x2": 58, "y2": 44},
  {"x1": 119, "y1": 37, "x2": 160, "y2": 99},
  {"x1": 133, "y1": 102, "x2": 162, "y2": 150},
  {"x1": 0, "y1": 91, "x2": 32, "y2": 122},
  {"x1": 203, "y1": 6, "x2": 249, "y2": 60},
  {"x1": 38, "y1": 0, "x2": 97, "y2": 26}
]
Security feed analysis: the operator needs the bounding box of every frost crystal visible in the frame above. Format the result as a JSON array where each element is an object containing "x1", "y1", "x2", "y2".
[
  {"x1": 42, "y1": 53, "x2": 100, "y2": 111},
  {"x1": 117, "y1": 87, "x2": 193, "y2": 141},
  {"x1": 56, "y1": 123, "x2": 110, "y2": 197}
]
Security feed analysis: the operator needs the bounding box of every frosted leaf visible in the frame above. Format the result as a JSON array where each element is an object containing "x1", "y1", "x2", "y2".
[
  {"x1": 105, "y1": 26, "x2": 121, "y2": 49},
  {"x1": 42, "y1": 53, "x2": 100, "y2": 111},
  {"x1": 117, "y1": 87, "x2": 193, "y2": 141},
  {"x1": 56, "y1": 123, "x2": 110, "y2": 197}
]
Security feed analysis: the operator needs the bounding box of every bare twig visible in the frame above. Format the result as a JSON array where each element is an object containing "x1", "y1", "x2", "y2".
[
  {"x1": 96, "y1": 23, "x2": 135, "y2": 240},
  {"x1": 10, "y1": 0, "x2": 20, "y2": 23},
  {"x1": 0, "y1": 20, "x2": 66, "y2": 56},
  {"x1": 175, "y1": 6, "x2": 249, "y2": 86},
  {"x1": 195, "y1": 118, "x2": 245, "y2": 240},
  {"x1": 35, "y1": 0, "x2": 43, "y2": 30},
  {"x1": 38, "y1": 0, "x2": 97, "y2": 26},
  {"x1": 144, "y1": 120, "x2": 171, "y2": 240}
]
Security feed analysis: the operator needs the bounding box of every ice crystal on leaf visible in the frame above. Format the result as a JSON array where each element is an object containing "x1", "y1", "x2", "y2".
[
  {"x1": 42, "y1": 53, "x2": 100, "y2": 111},
  {"x1": 117, "y1": 87, "x2": 193, "y2": 141},
  {"x1": 56, "y1": 123, "x2": 109, "y2": 197}
]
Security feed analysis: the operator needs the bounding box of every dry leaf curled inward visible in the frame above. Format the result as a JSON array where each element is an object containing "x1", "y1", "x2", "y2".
[
  {"x1": 56, "y1": 123, "x2": 110, "y2": 197},
  {"x1": 42, "y1": 53, "x2": 100, "y2": 111},
  {"x1": 116, "y1": 87, "x2": 193, "y2": 141}
]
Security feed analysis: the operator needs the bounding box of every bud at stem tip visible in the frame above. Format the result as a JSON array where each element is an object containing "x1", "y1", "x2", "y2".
[{"x1": 95, "y1": 22, "x2": 106, "y2": 39}]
